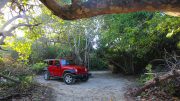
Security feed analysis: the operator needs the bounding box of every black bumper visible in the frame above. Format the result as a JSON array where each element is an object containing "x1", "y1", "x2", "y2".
[{"x1": 73, "y1": 73, "x2": 91, "y2": 79}]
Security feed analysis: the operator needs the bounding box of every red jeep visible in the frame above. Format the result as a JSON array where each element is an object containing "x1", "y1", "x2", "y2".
[{"x1": 43, "y1": 58, "x2": 89, "y2": 85}]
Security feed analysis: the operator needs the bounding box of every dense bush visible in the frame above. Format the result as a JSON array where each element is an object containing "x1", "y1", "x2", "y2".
[
  {"x1": 98, "y1": 12, "x2": 180, "y2": 74},
  {"x1": 31, "y1": 62, "x2": 47, "y2": 74},
  {"x1": 0, "y1": 56, "x2": 31, "y2": 76},
  {"x1": 19, "y1": 75, "x2": 34, "y2": 89},
  {"x1": 89, "y1": 57, "x2": 108, "y2": 71},
  {"x1": 0, "y1": 56, "x2": 34, "y2": 92},
  {"x1": 138, "y1": 64, "x2": 154, "y2": 85}
]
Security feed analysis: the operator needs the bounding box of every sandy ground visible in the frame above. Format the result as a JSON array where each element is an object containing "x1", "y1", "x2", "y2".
[{"x1": 35, "y1": 71, "x2": 137, "y2": 101}]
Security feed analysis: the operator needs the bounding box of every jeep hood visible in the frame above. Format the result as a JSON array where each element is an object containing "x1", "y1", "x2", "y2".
[{"x1": 63, "y1": 65, "x2": 87, "y2": 72}]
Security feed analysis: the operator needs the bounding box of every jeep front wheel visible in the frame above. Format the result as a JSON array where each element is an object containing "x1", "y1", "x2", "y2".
[{"x1": 63, "y1": 73, "x2": 75, "y2": 85}]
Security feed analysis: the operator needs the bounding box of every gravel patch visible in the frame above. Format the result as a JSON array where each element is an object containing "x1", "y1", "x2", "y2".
[{"x1": 35, "y1": 71, "x2": 137, "y2": 101}]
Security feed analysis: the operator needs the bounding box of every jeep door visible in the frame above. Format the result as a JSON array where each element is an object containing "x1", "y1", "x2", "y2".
[
  {"x1": 47, "y1": 60, "x2": 54, "y2": 76},
  {"x1": 53, "y1": 60, "x2": 61, "y2": 76}
]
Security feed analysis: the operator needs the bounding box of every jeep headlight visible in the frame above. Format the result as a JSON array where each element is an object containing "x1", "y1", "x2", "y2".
[
  {"x1": 85, "y1": 68, "x2": 87, "y2": 72},
  {"x1": 74, "y1": 69, "x2": 78, "y2": 73}
]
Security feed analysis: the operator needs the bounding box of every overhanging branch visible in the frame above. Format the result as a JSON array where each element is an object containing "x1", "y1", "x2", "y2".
[
  {"x1": 40, "y1": 0, "x2": 180, "y2": 20},
  {"x1": 6, "y1": 23, "x2": 41, "y2": 33},
  {"x1": 0, "y1": 23, "x2": 41, "y2": 45},
  {"x1": 0, "y1": 15, "x2": 26, "y2": 31},
  {"x1": 0, "y1": 23, "x2": 41, "y2": 37}
]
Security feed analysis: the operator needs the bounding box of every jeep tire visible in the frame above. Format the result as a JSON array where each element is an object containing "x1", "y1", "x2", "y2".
[
  {"x1": 44, "y1": 71, "x2": 50, "y2": 80},
  {"x1": 63, "y1": 73, "x2": 75, "y2": 85}
]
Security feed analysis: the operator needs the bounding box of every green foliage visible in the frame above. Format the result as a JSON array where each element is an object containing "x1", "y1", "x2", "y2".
[
  {"x1": 98, "y1": 12, "x2": 180, "y2": 74},
  {"x1": 32, "y1": 62, "x2": 47, "y2": 74},
  {"x1": 139, "y1": 64, "x2": 154, "y2": 85},
  {"x1": 163, "y1": 82, "x2": 176, "y2": 95},
  {"x1": 19, "y1": 75, "x2": 34, "y2": 89},
  {"x1": 145, "y1": 64, "x2": 152, "y2": 73},
  {"x1": 1, "y1": 0, "x2": 179, "y2": 75},
  {"x1": 89, "y1": 54, "x2": 108, "y2": 70},
  {"x1": 4, "y1": 37, "x2": 32, "y2": 63},
  {"x1": 56, "y1": 48, "x2": 72, "y2": 58},
  {"x1": 29, "y1": 42, "x2": 46, "y2": 63},
  {"x1": 0, "y1": 57, "x2": 4, "y2": 66},
  {"x1": 0, "y1": 56, "x2": 34, "y2": 92}
]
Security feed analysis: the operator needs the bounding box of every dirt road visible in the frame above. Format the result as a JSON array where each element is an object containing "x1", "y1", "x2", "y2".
[{"x1": 35, "y1": 71, "x2": 137, "y2": 101}]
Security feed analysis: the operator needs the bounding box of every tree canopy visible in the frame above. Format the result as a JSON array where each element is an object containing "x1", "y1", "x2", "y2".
[
  {"x1": 0, "y1": 1, "x2": 180, "y2": 101},
  {"x1": 0, "y1": 0, "x2": 179, "y2": 71}
]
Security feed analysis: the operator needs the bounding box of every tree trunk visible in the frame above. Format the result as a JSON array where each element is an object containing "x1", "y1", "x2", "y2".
[
  {"x1": 73, "y1": 35, "x2": 83, "y2": 65},
  {"x1": 40, "y1": 0, "x2": 180, "y2": 20},
  {"x1": 131, "y1": 69, "x2": 180, "y2": 96}
]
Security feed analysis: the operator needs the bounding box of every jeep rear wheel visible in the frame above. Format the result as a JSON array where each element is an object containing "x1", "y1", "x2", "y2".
[
  {"x1": 44, "y1": 71, "x2": 50, "y2": 80},
  {"x1": 63, "y1": 73, "x2": 75, "y2": 85}
]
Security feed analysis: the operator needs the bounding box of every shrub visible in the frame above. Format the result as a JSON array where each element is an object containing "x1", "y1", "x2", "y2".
[
  {"x1": 139, "y1": 64, "x2": 154, "y2": 85},
  {"x1": 0, "y1": 57, "x2": 4, "y2": 66},
  {"x1": 31, "y1": 62, "x2": 47, "y2": 74},
  {"x1": 19, "y1": 75, "x2": 34, "y2": 90},
  {"x1": 0, "y1": 56, "x2": 32, "y2": 76},
  {"x1": 0, "y1": 56, "x2": 34, "y2": 94},
  {"x1": 89, "y1": 57, "x2": 108, "y2": 71}
]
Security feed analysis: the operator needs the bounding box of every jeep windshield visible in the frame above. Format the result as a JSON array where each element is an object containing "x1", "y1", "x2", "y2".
[{"x1": 61, "y1": 59, "x2": 74, "y2": 66}]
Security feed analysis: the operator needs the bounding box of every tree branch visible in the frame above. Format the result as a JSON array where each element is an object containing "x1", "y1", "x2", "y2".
[
  {"x1": 0, "y1": 23, "x2": 41, "y2": 37},
  {"x1": 0, "y1": 15, "x2": 26, "y2": 31},
  {"x1": 7, "y1": 23, "x2": 41, "y2": 33},
  {"x1": 0, "y1": 23, "x2": 41, "y2": 45},
  {"x1": 127, "y1": 52, "x2": 180, "y2": 97},
  {"x1": 39, "y1": 0, "x2": 180, "y2": 20},
  {"x1": 132, "y1": 69, "x2": 180, "y2": 96},
  {"x1": 0, "y1": 73, "x2": 20, "y2": 83}
]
